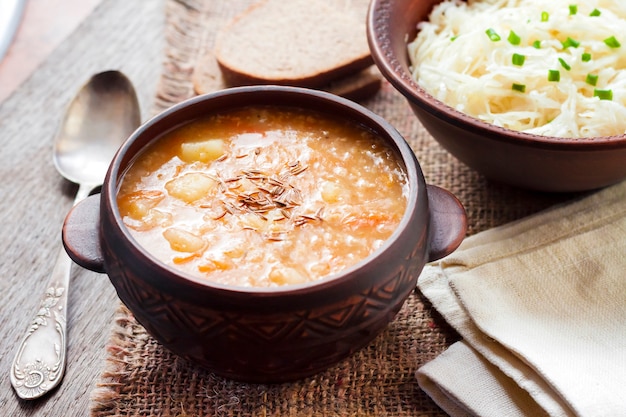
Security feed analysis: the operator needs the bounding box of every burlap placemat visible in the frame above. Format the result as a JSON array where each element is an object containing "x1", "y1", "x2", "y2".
[{"x1": 90, "y1": 0, "x2": 579, "y2": 415}]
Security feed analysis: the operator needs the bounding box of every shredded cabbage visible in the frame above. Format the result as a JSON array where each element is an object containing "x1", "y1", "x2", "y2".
[{"x1": 408, "y1": 0, "x2": 626, "y2": 138}]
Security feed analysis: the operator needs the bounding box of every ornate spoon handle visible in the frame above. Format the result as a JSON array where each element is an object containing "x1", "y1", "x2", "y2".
[
  {"x1": 10, "y1": 247, "x2": 71, "y2": 399},
  {"x1": 10, "y1": 184, "x2": 93, "y2": 400}
]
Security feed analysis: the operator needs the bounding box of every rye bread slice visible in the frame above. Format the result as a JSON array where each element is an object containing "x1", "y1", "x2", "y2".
[
  {"x1": 192, "y1": 50, "x2": 382, "y2": 102},
  {"x1": 214, "y1": 0, "x2": 373, "y2": 88}
]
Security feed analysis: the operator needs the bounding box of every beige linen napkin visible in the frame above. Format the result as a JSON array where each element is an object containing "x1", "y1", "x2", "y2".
[{"x1": 416, "y1": 180, "x2": 626, "y2": 417}]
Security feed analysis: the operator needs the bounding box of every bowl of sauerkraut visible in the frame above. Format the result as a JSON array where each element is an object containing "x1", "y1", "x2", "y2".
[{"x1": 367, "y1": 0, "x2": 626, "y2": 192}]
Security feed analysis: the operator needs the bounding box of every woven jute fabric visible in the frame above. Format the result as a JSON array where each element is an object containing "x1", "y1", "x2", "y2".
[{"x1": 90, "y1": 0, "x2": 578, "y2": 415}]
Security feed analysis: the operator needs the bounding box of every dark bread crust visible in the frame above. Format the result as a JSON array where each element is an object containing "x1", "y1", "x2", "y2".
[
  {"x1": 216, "y1": 55, "x2": 375, "y2": 89},
  {"x1": 192, "y1": 51, "x2": 381, "y2": 102}
]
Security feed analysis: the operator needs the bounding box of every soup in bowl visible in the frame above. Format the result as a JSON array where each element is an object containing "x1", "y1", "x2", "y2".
[
  {"x1": 117, "y1": 105, "x2": 410, "y2": 288},
  {"x1": 62, "y1": 86, "x2": 466, "y2": 382}
]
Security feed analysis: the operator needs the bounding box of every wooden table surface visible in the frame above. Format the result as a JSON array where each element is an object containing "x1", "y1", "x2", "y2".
[
  {"x1": 0, "y1": 0, "x2": 165, "y2": 414},
  {"x1": 0, "y1": 0, "x2": 102, "y2": 101}
]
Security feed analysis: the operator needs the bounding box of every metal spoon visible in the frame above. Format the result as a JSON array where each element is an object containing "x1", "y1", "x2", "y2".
[{"x1": 10, "y1": 70, "x2": 141, "y2": 400}]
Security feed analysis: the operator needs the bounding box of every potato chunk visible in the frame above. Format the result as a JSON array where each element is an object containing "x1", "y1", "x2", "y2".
[
  {"x1": 118, "y1": 190, "x2": 165, "y2": 220},
  {"x1": 180, "y1": 139, "x2": 225, "y2": 163},
  {"x1": 124, "y1": 209, "x2": 173, "y2": 232},
  {"x1": 320, "y1": 180, "x2": 343, "y2": 203},
  {"x1": 165, "y1": 172, "x2": 216, "y2": 203},
  {"x1": 268, "y1": 266, "x2": 307, "y2": 285},
  {"x1": 163, "y1": 227, "x2": 206, "y2": 253}
]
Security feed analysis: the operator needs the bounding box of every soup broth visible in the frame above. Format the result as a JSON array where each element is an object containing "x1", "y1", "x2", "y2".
[{"x1": 118, "y1": 106, "x2": 408, "y2": 287}]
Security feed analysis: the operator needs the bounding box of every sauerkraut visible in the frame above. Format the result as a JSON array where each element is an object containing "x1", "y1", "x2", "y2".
[{"x1": 408, "y1": 0, "x2": 626, "y2": 137}]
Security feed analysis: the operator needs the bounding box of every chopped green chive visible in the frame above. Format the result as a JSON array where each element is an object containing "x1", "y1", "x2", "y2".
[
  {"x1": 512, "y1": 53, "x2": 526, "y2": 66},
  {"x1": 548, "y1": 69, "x2": 561, "y2": 82},
  {"x1": 590, "y1": 8, "x2": 601, "y2": 16},
  {"x1": 569, "y1": 4, "x2": 578, "y2": 15},
  {"x1": 532, "y1": 40, "x2": 542, "y2": 49},
  {"x1": 486, "y1": 28, "x2": 501, "y2": 42},
  {"x1": 561, "y1": 37, "x2": 580, "y2": 49},
  {"x1": 450, "y1": 35, "x2": 458, "y2": 41},
  {"x1": 604, "y1": 36, "x2": 621, "y2": 48},
  {"x1": 541, "y1": 11, "x2": 549, "y2": 22},
  {"x1": 558, "y1": 58, "x2": 572, "y2": 71},
  {"x1": 508, "y1": 30, "x2": 521, "y2": 45},
  {"x1": 586, "y1": 74, "x2": 599, "y2": 86},
  {"x1": 594, "y1": 89, "x2": 613, "y2": 100},
  {"x1": 582, "y1": 52, "x2": 592, "y2": 62},
  {"x1": 512, "y1": 83, "x2": 526, "y2": 93}
]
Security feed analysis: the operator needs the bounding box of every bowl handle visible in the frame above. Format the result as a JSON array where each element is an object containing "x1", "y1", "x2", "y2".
[
  {"x1": 62, "y1": 193, "x2": 106, "y2": 273},
  {"x1": 426, "y1": 184, "x2": 467, "y2": 262},
  {"x1": 60, "y1": 186, "x2": 466, "y2": 271}
]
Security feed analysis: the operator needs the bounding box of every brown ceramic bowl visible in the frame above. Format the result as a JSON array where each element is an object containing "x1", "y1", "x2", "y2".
[
  {"x1": 62, "y1": 86, "x2": 466, "y2": 383},
  {"x1": 367, "y1": 0, "x2": 626, "y2": 192}
]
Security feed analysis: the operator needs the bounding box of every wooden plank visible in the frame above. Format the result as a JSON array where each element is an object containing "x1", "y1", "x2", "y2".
[
  {"x1": 0, "y1": 0, "x2": 164, "y2": 415},
  {"x1": 0, "y1": 0, "x2": 102, "y2": 101}
]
